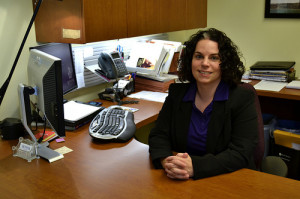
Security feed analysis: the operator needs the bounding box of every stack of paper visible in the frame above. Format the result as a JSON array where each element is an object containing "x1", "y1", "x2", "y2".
[
  {"x1": 249, "y1": 61, "x2": 296, "y2": 82},
  {"x1": 128, "y1": 91, "x2": 168, "y2": 103},
  {"x1": 286, "y1": 80, "x2": 300, "y2": 89}
]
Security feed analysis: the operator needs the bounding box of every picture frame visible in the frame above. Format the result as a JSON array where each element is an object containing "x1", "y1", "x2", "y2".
[{"x1": 265, "y1": 0, "x2": 300, "y2": 18}]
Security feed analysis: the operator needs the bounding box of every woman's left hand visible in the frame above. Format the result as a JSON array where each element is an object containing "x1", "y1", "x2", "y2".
[{"x1": 163, "y1": 153, "x2": 194, "y2": 180}]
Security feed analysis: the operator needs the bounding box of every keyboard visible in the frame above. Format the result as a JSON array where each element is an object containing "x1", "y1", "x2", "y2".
[{"x1": 89, "y1": 105, "x2": 136, "y2": 142}]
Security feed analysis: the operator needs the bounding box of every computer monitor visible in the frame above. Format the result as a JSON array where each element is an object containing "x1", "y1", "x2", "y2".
[
  {"x1": 27, "y1": 49, "x2": 65, "y2": 137},
  {"x1": 30, "y1": 43, "x2": 77, "y2": 95}
]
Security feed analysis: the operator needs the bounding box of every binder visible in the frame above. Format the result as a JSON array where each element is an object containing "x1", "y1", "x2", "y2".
[{"x1": 250, "y1": 61, "x2": 295, "y2": 71}]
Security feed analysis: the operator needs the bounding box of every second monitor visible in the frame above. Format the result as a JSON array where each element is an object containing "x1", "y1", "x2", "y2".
[{"x1": 30, "y1": 43, "x2": 77, "y2": 95}]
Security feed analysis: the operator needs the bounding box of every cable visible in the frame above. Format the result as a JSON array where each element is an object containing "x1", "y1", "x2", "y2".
[
  {"x1": 0, "y1": 0, "x2": 43, "y2": 106},
  {"x1": 37, "y1": 115, "x2": 47, "y2": 143}
]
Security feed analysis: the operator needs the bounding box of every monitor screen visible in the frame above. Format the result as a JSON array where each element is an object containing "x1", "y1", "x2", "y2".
[
  {"x1": 30, "y1": 43, "x2": 77, "y2": 95},
  {"x1": 27, "y1": 49, "x2": 65, "y2": 137}
]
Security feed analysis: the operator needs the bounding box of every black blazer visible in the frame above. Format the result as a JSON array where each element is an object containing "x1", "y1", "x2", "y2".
[{"x1": 148, "y1": 83, "x2": 258, "y2": 179}]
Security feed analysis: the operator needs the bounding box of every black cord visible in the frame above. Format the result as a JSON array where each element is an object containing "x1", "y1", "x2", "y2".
[
  {"x1": 37, "y1": 115, "x2": 47, "y2": 143},
  {"x1": 0, "y1": 0, "x2": 43, "y2": 106},
  {"x1": 30, "y1": 102, "x2": 40, "y2": 131},
  {"x1": 118, "y1": 100, "x2": 139, "y2": 105}
]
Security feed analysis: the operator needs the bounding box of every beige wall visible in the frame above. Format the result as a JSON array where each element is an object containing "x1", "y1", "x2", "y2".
[
  {"x1": 169, "y1": 0, "x2": 300, "y2": 76},
  {"x1": 1, "y1": 0, "x2": 300, "y2": 120},
  {"x1": 0, "y1": 0, "x2": 37, "y2": 120},
  {"x1": 0, "y1": 0, "x2": 108, "y2": 120}
]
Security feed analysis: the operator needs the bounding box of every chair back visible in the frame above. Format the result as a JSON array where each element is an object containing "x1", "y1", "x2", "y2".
[{"x1": 239, "y1": 83, "x2": 264, "y2": 169}]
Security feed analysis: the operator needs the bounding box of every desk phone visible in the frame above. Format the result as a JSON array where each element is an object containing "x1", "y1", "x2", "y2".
[{"x1": 98, "y1": 52, "x2": 128, "y2": 79}]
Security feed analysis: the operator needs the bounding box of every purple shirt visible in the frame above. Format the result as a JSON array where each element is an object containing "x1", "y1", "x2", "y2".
[{"x1": 183, "y1": 81, "x2": 229, "y2": 156}]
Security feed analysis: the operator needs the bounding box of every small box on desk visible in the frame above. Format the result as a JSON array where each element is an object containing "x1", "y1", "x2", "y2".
[
  {"x1": 273, "y1": 125, "x2": 300, "y2": 180},
  {"x1": 134, "y1": 76, "x2": 175, "y2": 92},
  {"x1": 273, "y1": 144, "x2": 300, "y2": 180}
]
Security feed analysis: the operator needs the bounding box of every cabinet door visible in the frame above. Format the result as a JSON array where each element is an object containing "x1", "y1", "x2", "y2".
[
  {"x1": 33, "y1": 0, "x2": 84, "y2": 43},
  {"x1": 127, "y1": 0, "x2": 186, "y2": 37},
  {"x1": 186, "y1": 0, "x2": 207, "y2": 29},
  {"x1": 159, "y1": 0, "x2": 186, "y2": 33},
  {"x1": 127, "y1": 0, "x2": 161, "y2": 37},
  {"x1": 127, "y1": 0, "x2": 206, "y2": 38},
  {"x1": 83, "y1": 0, "x2": 127, "y2": 43}
]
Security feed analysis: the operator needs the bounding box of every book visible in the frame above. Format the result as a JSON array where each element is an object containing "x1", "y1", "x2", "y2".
[
  {"x1": 250, "y1": 61, "x2": 295, "y2": 71},
  {"x1": 65, "y1": 106, "x2": 104, "y2": 131},
  {"x1": 64, "y1": 101, "x2": 102, "y2": 122},
  {"x1": 35, "y1": 131, "x2": 58, "y2": 142}
]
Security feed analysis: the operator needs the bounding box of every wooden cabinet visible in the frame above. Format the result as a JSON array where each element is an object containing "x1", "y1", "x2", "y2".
[
  {"x1": 33, "y1": 0, "x2": 207, "y2": 44},
  {"x1": 127, "y1": 0, "x2": 187, "y2": 37}
]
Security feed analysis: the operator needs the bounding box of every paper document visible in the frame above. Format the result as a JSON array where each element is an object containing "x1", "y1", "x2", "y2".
[
  {"x1": 137, "y1": 73, "x2": 178, "y2": 82},
  {"x1": 286, "y1": 80, "x2": 300, "y2": 89},
  {"x1": 128, "y1": 91, "x2": 168, "y2": 103},
  {"x1": 64, "y1": 101, "x2": 101, "y2": 122},
  {"x1": 254, "y1": 80, "x2": 287, "y2": 92}
]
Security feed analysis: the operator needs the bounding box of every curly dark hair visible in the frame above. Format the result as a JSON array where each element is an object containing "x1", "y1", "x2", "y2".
[{"x1": 178, "y1": 28, "x2": 245, "y2": 87}]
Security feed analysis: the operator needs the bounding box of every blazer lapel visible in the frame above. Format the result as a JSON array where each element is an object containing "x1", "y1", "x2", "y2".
[
  {"x1": 176, "y1": 100, "x2": 193, "y2": 151},
  {"x1": 206, "y1": 101, "x2": 226, "y2": 153}
]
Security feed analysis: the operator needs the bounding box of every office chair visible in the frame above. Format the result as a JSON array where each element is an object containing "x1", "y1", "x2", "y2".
[
  {"x1": 239, "y1": 83, "x2": 288, "y2": 177},
  {"x1": 239, "y1": 83, "x2": 265, "y2": 168},
  {"x1": 261, "y1": 156, "x2": 288, "y2": 177}
]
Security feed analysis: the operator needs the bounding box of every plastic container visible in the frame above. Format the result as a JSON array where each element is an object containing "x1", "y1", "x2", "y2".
[{"x1": 262, "y1": 114, "x2": 276, "y2": 157}]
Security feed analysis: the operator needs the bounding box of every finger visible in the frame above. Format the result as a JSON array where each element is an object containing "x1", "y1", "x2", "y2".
[
  {"x1": 177, "y1": 153, "x2": 189, "y2": 158},
  {"x1": 165, "y1": 156, "x2": 187, "y2": 168},
  {"x1": 171, "y1": 158, "x2": 187, "y2": 168},
  {"x1": 165, "y1": 156, "x2": 176, "y2": 161},
  {"x1": 164, "y1": 162, "x2": 177, "y2": 170},
  {"x1": 166, "y1": 172, "x2": 189, "y2": 180},
  {"x1": 165, "y1": 166, "x2": 188, "y2": 176}
]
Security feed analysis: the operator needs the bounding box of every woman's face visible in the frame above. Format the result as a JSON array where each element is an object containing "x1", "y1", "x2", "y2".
[{"x1": 191, "y1": 39, "x2": 221, "y2": 86}]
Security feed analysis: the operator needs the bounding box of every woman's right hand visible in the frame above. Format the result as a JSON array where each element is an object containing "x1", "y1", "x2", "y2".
[{"x1": 161, "y1": 155, "x2": 191, "y2": 180}]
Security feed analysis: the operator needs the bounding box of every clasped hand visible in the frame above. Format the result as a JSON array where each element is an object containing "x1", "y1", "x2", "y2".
[{"x1": 161, "y1": 153, "x2": 194, "y2": 180}]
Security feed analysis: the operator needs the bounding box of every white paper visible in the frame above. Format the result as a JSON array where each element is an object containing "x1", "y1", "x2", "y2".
[
  {"x1": 241, "y1": 79, "x2": 252, "y2": 83},
  {"x1": 115, "y1": 80, "x2": 130, "y2": 89},
  {"x1": 254, "y1": 80, "x2": 287, "y2": 92},
  {"x1": 83, "y1": 47, "x2": 94, "y2": 58},
  {"x1": 292, "y1": 143, "x2": 300, "y2": 151},
  {"x1": 128, "y1": 91, "x2": 168, "y2": 103},
  {"x1": 286, "y1": 80, "x2": 300, "y2": 89},
  {"x1": 73, "y1": 49, "x2": 85, "y2": 88}
]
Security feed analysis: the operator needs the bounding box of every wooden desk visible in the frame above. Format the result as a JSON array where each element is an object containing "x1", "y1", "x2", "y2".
[
  {"x1": 1, "y1": 98, "x2": 300, "y2": 198},
  {"x1": 249, "y1": 80, "x2": 300, "y2": 121}
]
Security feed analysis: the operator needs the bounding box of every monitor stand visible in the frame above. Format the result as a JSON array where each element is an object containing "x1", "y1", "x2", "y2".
[{"x1": 14, "y1": 84, "x2": 63, "y2": 162}]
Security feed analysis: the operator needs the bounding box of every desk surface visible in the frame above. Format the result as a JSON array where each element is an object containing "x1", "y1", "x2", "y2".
[
  {"x1": 1, "y1": 98, "x2": 300, "y2": 198},
  {"x1": 250, "y1": 79, "x2": 300, "y2": 100}
]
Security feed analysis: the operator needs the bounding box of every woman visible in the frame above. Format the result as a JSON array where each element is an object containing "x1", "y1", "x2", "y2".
[{"x1": 148, "y1": 28, "x2": 258, "y2": 180}]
